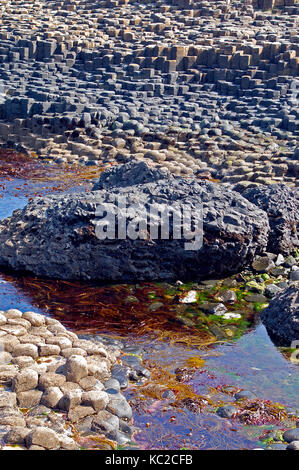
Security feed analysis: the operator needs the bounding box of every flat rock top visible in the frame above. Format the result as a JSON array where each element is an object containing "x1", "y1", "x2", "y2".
[{"x1": 0, "y1": 308, "x2": 131, "y2": 450}]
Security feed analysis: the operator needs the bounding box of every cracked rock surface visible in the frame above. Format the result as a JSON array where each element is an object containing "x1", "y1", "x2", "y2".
[
  {"x1": 261, "y1": 286, "x2": 299, "y2": 346},
  {"x1": 0, "y1": 162, "x2": 270, "y2": 282},
  {"x1": 0, "y1": 308, "x2": 134, "y2": 450}
]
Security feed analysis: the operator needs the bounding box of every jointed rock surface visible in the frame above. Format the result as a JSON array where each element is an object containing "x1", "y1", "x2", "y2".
[
  {"x1": 0, "y1": 0, "x2": 297, "y2": 189},
  {"x1": 0, "y1": 308, "x2": 134, "y2": 450}
]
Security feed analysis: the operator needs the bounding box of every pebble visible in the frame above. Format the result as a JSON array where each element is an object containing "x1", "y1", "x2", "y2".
[
  {"x1": 252, "y1": 256, "x2": 275, "y2": 273},
  {"x1": 216, "y1": 405, "x2": 238, "y2": 419},
  {"x1": 268, "y1": 443, "x2": 288, "y2": 450},
  {"x1": 0, "y1": 0, "x2": 296, "y2": 193},
  {"x1": 217, "y1": 290, "x2": 237, "y2": 304},
  {"x1": 104, "y1": 379, "x2": 121, "y2": 392},
  {"x1": 25, "y1": 427, "x2": 60, "y2": 450},
  {"x1": 265, "y1": 284, "x2": 283, "y2": 298},
  {"x1": 290, "y1": 271, "x2": 299, "y2": 282}
]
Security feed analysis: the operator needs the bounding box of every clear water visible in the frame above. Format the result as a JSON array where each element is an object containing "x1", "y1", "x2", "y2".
[{"x1": 0, "y1": 175, "x2": 298, "y2": 450}]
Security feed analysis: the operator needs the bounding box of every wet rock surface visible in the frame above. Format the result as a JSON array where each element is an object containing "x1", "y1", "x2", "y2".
[
  {"x1": 216, "y1": 405, "x2": 238, "y2": 418},
  {"x1": 0, "y1": 252, "x2": 297, "y2": 450},
  {"x1": 261, "y1": 286, "x2": 299, "y2": 346}
]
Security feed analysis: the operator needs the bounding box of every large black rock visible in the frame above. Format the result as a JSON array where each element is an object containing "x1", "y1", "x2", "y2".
[
  {"x1": 261, "y1": 287, "x2": 299, "y2": 347},
  {"x1": 242, "y1": 184, "x2": 299, "y2": 255},
  {"x1": 92, "y1": 160, "x2": 172, "y2": 190},
  {"x1": 0, "y1": 161, "x2": 269, "y2": 282}
]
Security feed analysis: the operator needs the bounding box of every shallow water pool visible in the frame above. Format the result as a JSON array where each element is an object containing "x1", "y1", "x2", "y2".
[{"x1": 0, "y1": 168, "x2": 298, "y2": 450}]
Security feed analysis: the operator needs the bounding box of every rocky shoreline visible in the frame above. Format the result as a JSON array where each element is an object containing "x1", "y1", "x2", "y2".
[
  {"x1": 0, "y1": 0, "x2": 298, "y2": 190},
  {"x1": 0, "y1": 308, "x2": 152, "y2": 450},
  {"x1": 0, "y1": 273, "x2": 298, "y2": 450},
  {"x1": 0, "y1": 0, "x2": 298, "y2": 452},
  {"x1": 0, "y1": 172, "x2": 297, "y2": 449},
  {"x1": 0, "y1": 161, "x2": 297, "y2": 282}
]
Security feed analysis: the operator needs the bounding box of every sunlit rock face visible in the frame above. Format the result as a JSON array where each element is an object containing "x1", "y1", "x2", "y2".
[
  {"x1": 242, "y1": 184, "x2": 299, "y2": 255},
  {"x1": 0, "y1": 161, "x2": 269, "y2": 282}
]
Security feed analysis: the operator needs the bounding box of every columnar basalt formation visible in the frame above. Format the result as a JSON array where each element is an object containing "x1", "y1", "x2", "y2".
[
  {"x1": 0, "y1": 0, "x2": 297, "y2": 186},
  {"x1": 0, "y1": 308, "x2": 136, "y2": 450}
]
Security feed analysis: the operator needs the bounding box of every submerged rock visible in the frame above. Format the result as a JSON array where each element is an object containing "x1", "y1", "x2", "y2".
[
  {"x1": 216, "y1": 405, "x2": 238, "y2": 418},
  {"x1": 283, "y1": 428, "x2": 299, "y2": 443},
  {"x1": 0, "y1": 162, "x2": 269, "y2": 282},
  {"x1": 261, "y1": 286, "x2": 299, "y2": 347},
  {"x1": 242, "y1": 184, "x2": 299, "y2": 255}
]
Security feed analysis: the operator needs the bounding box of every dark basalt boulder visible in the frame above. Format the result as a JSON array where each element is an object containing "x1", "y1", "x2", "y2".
[
  {"x1": 0, "y1": 162, "x2": 269, "y2": 282},
  {"x1": 261, "y1": 287, "x2": 299, "y2": 347},
  {"x1": 92, "y1": 160, "x2": 173, "y2": 190},
  {"x1": 242, "y1": 184, "x2": 299, "y2": 255}
]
